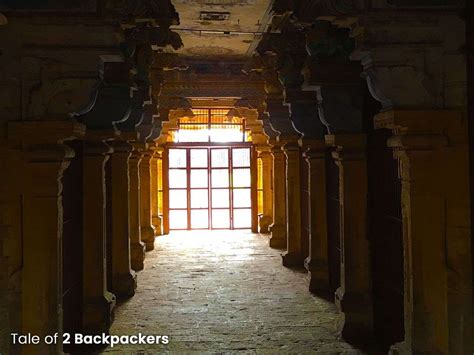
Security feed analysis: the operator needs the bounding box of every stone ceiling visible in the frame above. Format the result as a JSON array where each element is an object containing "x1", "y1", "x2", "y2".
[{"x1": 170, "y1": 0, "x2": 273, "y2": 59}]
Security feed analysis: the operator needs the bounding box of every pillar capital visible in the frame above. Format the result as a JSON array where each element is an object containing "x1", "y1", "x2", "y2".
[
  {"x1": 83, "y1": 139, "x2": 113, "y2": 157},
  {"x1": 303, "y1": 139, "x2": 326, "y2": 160},
  {"x1": 256, "y1": 145, "x2": 272, "y2": 158},
  {"x1": 325, "y1": 133, "x2": 367, "y2": 161},
  {"x1": 282, "y1": 139, "x2": 300, "y2": 151},
  {"x1": 131, "y1": 142, "x2": 149, "y2": 153}
]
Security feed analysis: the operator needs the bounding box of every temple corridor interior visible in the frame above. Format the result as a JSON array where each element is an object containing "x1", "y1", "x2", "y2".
[{"x1": 1, "y1": 0, "x2": 474, "y2": 354}]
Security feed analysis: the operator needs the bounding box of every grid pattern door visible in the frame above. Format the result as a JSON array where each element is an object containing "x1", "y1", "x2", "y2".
[{"x1": 168, "y1": 146, "x2": 252, "y2": 230}]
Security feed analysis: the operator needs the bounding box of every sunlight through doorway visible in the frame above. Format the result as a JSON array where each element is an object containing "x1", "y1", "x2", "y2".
[{"x1": 164, "y1": 108, "x2": 257, "y2": 231}]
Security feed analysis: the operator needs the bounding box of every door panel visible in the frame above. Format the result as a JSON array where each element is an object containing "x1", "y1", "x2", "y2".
[
  {"x1": 169, "y1": 169, "x2": 187, "y2": 188},
  {"x1": 190, "y1": 149, "x2": 208, "y2": 168},
  {"x1": 212, "y1": 209, "x2": 231, "y2": 229},
  {"x1": 190, "y1": 169, "x2": 208, "y2": 188},
  {"x1": 211, "y1": 149, "x2": 229, "y2": 167},
  {"x1": 191, "y1": 189, "x2": 208, "y2": 208},
  {"x1": 191, "y1": 209, "x2": 209, "y2": 229},
  {"x1": 169, "y1": 210, "x2": 187, "y2": 230}
]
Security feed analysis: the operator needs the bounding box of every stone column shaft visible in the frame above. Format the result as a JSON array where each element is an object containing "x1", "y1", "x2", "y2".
[
  {"x1": 139, "y1": 150, "x2": 156, "y2": 250},
  {"x1": 375, "y1": 110, "x2": 472, "y2": 354},
  {"x1": 269, "y1": 143, "x2": 287, "y2": 248},
  {"x1": 22, "y1": 145, "x2": 71, "y2": 354},
  {"x1": 129, "y1": 150, "x2": 145, "y2": 271},
  {"x1": 259, "y1": 149, "x2": 273, "y2": 233},
  {"x1": 150, "y1": 150, "x2": 163, "y2": 236},
  {"x1": 282, "y1": 141, "x2": 305, "y2": 267},
  {"x1": 326, "y1": 133, "x2": 373, "y2": 341},
  {"x1": 82, "y1": 140, "x2": 115, "y2": 334},
  {"x1": 109, "y1": 141, "x2": 136, "y2": 299},
  {"x1": 304, "y1": 142, "x2": 330, "y2": 294}
]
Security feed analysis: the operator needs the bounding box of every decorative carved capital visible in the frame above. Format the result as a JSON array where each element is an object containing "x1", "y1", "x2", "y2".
[
  {"x1": 266, "y1": 103, "x2": 301, "y2": 142},
  {"x1": 73, "y1": 57, "x2": 133, "y2": 134},
  {"x1": 284, "y1": 89, "x2": 327, "y2": 140}
]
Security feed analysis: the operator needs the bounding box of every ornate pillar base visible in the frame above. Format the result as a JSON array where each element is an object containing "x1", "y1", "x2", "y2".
[
  {"x1": 259, "y1": 215, "x2": 272, "y2": 233},
  {"x1": 152, "y1": 215, "x2": 163, "y2": 236},
  {"x1": 112, "y1": 272, "x2": 137, "y2": 299},
  {"x1": 282, "y1": 251, "x2": 305, "y2": 268},
  {"x1": 305, "y1": 258, "x2": 331, "y2": 296},
  {"x1": 335, "y1": 288, "x2": 374, "y2": 341},
  {"x1": 83, "y1": 291, "x2": 116, "y2": 335},
  {"x1": 268, "y1": 223, "x2": 286, "y2": 248},
  {"x1": 141, "y1": 226, "x2": 156, "y2": 251},
  {"x1": 131, "y1": 242, "x2": 146, "y2": 272}
]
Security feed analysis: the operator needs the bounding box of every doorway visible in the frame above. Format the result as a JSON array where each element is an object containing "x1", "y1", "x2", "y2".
[{"x1": 166, "y1": 145, "x2": 256, "y2": 231}]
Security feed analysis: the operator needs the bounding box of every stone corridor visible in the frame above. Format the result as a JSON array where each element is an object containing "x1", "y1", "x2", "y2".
[{"x1": 102, "y1": 231, "x2": 360, "y2": 354}]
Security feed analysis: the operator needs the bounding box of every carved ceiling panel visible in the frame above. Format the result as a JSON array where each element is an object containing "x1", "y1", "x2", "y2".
[{"x1": 170, "y1": 0, "x2": 272, "y2": 58}]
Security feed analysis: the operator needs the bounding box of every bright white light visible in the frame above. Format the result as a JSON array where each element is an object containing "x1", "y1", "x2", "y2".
[{"x1": 175, "y1": 127, "x2": 243, "y2": 143}]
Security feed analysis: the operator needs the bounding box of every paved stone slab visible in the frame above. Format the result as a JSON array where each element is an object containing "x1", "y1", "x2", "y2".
[{"x1": 101, "y1": 231, "x2": 362, "y2": 354}]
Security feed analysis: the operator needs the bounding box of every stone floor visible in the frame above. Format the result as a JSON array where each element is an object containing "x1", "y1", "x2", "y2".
[{"x1": 101, "y1": 231, "x2": 362, "y2": 354}]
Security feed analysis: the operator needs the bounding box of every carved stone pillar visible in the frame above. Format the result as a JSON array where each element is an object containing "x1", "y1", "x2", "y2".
[
  {"x1": 304, "y1": 140, "x2": 330, "y2": 294},
  {"x1": 129, "y1": 148, "x2": 145, "y2": 271},
  {"x1": 269, "y1": 142, "x2": 287, "y2": 248},
  {"x1": 258, "y1": 147, "x2": 273, "y2": 233},
  {"x1": 82, "y1": 138, "x2": 116, "y2": 335},
  {"x1": 108, "y1": 140, "x2": 137, "y2": 299},
  {"x1": 139, "y1": 147, "x2": 156, "y2": 250},
  {"x1": 23, "y1": 149, "x2": 70, "y2": 354},
  {"x1": 325, "y1": 133, "x2": 373, "y2": 341},
  {"x1": 150, "y1": 147, "x2": 163, "y2": 236},
  {"x1": 374, "y1": 110, "x2": 472, "y2": 355},
  {"x1": 281, "y1": 140, "x2": 304, "y2": 267},
  {"x1": 21, "y1": 157, "x2": 61, "y2": 352},
  {"x1": 8, "y1": 121, "x2": 85, "y2": 355}
]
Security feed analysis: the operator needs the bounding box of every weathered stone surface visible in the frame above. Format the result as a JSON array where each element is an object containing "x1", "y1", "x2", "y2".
[{"x1": 102, "y1": 231, "x2": 360, "y2": 354}]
